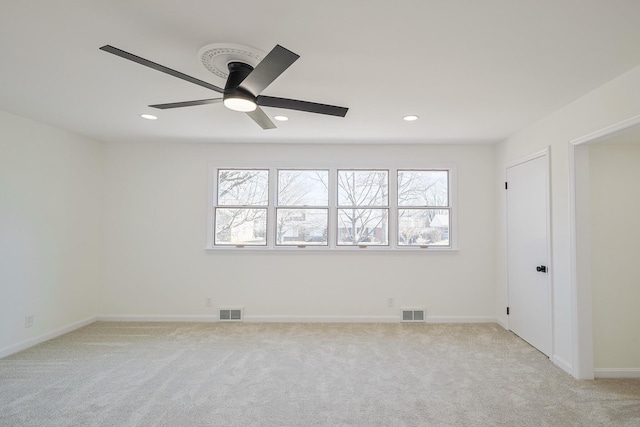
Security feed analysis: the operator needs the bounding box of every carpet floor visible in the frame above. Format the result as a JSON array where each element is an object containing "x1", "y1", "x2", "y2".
[{"x1": 0, "y1": 322, "x2": 639, "y2": 426}]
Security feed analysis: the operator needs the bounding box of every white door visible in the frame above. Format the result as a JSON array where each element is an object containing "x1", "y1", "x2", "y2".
[{"x1": 506, "y1": 153, "x2": 551, "y2": 356}]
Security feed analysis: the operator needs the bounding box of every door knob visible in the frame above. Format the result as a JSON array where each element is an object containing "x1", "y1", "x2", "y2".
[{"x1": 536, "y1": 265, "x2": 547, "y2": 273}]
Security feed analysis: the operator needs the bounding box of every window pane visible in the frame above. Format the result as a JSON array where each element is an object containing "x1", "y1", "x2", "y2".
[
  {"x1": 337, "y1": 170, "x2": 388, "y2": 206},
  {"x1": 218, "y1": 170, "x2": 269, "y2": 206},
  {"x1": 276, "y1": 208, "x2": 328, "y2": 245},
  {"x1": 337, "y1": 208, "x2": 388, "y2": 245},
  {"x1": 398, "y1": 170, "x2": 448, "y2": 207},
  {"x1": 215, "y1": 208, "x2": 267, "y2": 245},
  {"x1": 398, "y1": 209, "x2": 449, "y2": 246},
  {"x1": 278, "y1": 170, "x2": 329, "y2": 206}
]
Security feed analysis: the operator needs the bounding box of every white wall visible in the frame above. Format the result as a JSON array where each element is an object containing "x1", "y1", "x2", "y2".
[
  {"x1": 0, "y1": 111, "x2": 103, "y2": 355},
  {"x1": 589, "y1": 142, "x2": 640, "y2": 369},
  {"x1": 101, "y1": 142, "x2": 496, "y2": 321},
  {"x1": 0, "y1": 110, "x2": 497, "y2": 352},
  {"x1": 3, "y1": 61, "x2": 640, "y2": 368},
  {"x1": 496, "y1": 63, "x2": 640, "y2": 375}
]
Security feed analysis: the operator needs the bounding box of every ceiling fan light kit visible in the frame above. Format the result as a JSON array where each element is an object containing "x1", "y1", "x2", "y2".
[
  {"x1": 99, "y1": 42, "x2": 348, "y2": 130},
  {"x1": 223, "y1": 97, "x2": 256, "y2": 112}
]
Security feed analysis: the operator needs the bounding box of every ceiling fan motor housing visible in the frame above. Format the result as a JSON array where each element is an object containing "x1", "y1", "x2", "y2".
[{"x1": 224, "y1": 62, "x2": 255, "y2": 102}]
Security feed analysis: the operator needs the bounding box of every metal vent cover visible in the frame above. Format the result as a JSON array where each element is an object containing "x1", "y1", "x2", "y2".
[
  {"x1": 219, "y1": 307, "x2": 243, "y2": 322},
  {"x1": 401, "y1": 308, "x2": 426, "y2": 323}
]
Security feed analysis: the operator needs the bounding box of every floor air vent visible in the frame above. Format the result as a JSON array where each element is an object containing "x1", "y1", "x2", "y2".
[
  {"x1": 219, "y1": 308, "x2": 243, "y2": 322},
  {"x1": 401, "y1": 308, "x2": 425, "y2": 323}
]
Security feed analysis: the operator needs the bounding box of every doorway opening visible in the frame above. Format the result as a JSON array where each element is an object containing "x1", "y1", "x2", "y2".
[{"x1": 569, "y1": 113, "x2": 640, "y2": 379}]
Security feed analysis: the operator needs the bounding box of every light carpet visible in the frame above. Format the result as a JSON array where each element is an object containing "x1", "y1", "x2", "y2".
[{"x1": 0, "y1": 322, "x2": 639, "y2": 426}]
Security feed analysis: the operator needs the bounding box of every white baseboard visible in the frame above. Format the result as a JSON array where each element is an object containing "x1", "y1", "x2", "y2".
[
  {"x1": 246, "y1": 315, "x2": 498, "y2": 323},
  {"x1": 97, "y1": 315, "x2": 218, "y2": 322},
  {"x1": 552, "y1": 355, "x2": 573, "y2": 376},
  {"x1": 495, "y1": 318, "x2": 508, "y2": 330},
  {"x1": 0, "y1": 316, "x2": 96, "y2": 359},
  {"x1": 425, "y1": 316, "x2": 498, "y2": 323},
  {"x1": 594, "y1": 368, "x2": 640, "y2": 378},
  {"x1": 244, "y1": 315, "x2": 399, "y2": 323},
  {"x1": 98, "y1": 314, "x2": 498, "y2": 324}
]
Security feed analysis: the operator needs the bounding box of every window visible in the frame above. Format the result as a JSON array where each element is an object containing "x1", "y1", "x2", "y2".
[
  {"x1": 209, "y1": 166, "x2": 454, "y2": 250},
  {"x1": 397, "y1": 170, "x2": 449, "y2": 247},
  {"x1": 337, "y1": 170, "x2": 388, "y2": 246},
  {"x1": 276, "y1": 170, "x2": 329, "y2": 246},
  {"x1": 214, "y1": 169, "x2": 268, "y2": 246}
]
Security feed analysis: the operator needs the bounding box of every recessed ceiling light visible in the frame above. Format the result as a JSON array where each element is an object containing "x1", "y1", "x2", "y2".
[
  {"x1": 140, "y1": 114, "x2": 158, "y2": 120},
  {"x1": 274, "y1": 115, "x2": 289, "y2": 121},
  {"x1": 403, "y1": 115, "x2": 419, "y2": 121}
]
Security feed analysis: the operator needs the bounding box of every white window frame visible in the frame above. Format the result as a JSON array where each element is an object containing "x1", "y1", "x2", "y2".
[
  {"x1": 213, "y1": 168, "x2": 269, "y2": 247},
  {"x1": 396, "y1": 169, "x2": 451, "y2": 249},
  {"x1": 276, "y1": 169, "x2": 330, "y2": 247},
  {"x1": 336, "y1": 169, "x2": 389, "y2": 247},
  {"x1": 206, "y1": 162, "x2": 458, "y2": 251}
]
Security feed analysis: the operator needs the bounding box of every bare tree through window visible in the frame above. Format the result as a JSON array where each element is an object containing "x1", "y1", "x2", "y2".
[
  {"x1": 397, "y1": 170, "x2": 449, "y2": 246},
  {"x1": 277, "y1": 170, "x2": 328, "y2": 245},
  {"x1": 211, "y1": 167, "x2": 452, "y2": 249},
  {"x1": 215, "y1": 170, "x2": 268, "y2": 245},
  {"x1": 337, "y1": 170, "x2": 388, "y2": 245}
]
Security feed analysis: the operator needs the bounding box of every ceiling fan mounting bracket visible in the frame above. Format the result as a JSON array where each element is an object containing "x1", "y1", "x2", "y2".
[{"x1": 198, "y1": 43, "x2": 265, "y2": 81}]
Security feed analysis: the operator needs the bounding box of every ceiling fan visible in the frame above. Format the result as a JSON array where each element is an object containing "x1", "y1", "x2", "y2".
[{"x1": 99, "y1": 44, "x2": 348, "y2": 129}]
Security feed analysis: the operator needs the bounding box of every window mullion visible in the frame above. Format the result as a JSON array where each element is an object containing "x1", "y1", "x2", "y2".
[
  {"x1": 389, "y1": 168, "x2": 398, "y2": 249},
  {"x1": 267, "y1": 168, "x2": 277, "y2": 248},
  {"x1": 328, "y1": 167, "x2": 337, "y2": 249}
]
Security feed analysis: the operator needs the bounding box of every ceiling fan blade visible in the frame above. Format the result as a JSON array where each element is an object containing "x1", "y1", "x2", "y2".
[
  {"x1": 99, "y1": 45, "x2": 224, "y2": 94},
  {"x1": 149, "y1": 98, "x2": 223, "y2": 109},
  {"x1": 246, "y1": 107, "x2": 276, "y2": 130},
  {"x1": 238, "y1": 45, "x2": 300, "y2": 96},
  {"x1": 257, "y1": 95, "x2": 348, "y2": 117}
]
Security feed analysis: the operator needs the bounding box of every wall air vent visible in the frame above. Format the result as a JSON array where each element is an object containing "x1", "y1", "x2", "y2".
[
  {"x1": 401, "y1": 308, "x2": 426, "y2": 323},
  {"x1": 219, "y1": 307, "x2": 243, "y2": 322}
]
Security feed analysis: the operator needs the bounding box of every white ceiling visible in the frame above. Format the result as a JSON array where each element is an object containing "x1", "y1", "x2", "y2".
[{"x1": 2, "y1": 1, "x2": 640, "y2": 144}]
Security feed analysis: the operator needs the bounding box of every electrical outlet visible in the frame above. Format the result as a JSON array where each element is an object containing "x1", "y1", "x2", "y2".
[
  {"x1": 25, "y1": 315, "x2": 34, "y2": 328},
  {"x1": 205, "y1": 297, "x2": 212, "y2": 307},
  {"x1": 387, "y1": 297, "x2": 395, "y2": 308}
]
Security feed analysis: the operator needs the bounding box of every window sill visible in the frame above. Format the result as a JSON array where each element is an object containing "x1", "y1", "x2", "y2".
[{"x1": 204, "y1": 246, "x2": 459, "y2": 253}]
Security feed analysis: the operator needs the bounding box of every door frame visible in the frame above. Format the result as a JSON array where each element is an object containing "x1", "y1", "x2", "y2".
[
  {"x1": 505, "y1": 147, "x2": 553, "y2": 358},
  {"x1": 568, "y1": 113, "x2": 640, "y2": 379}
]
